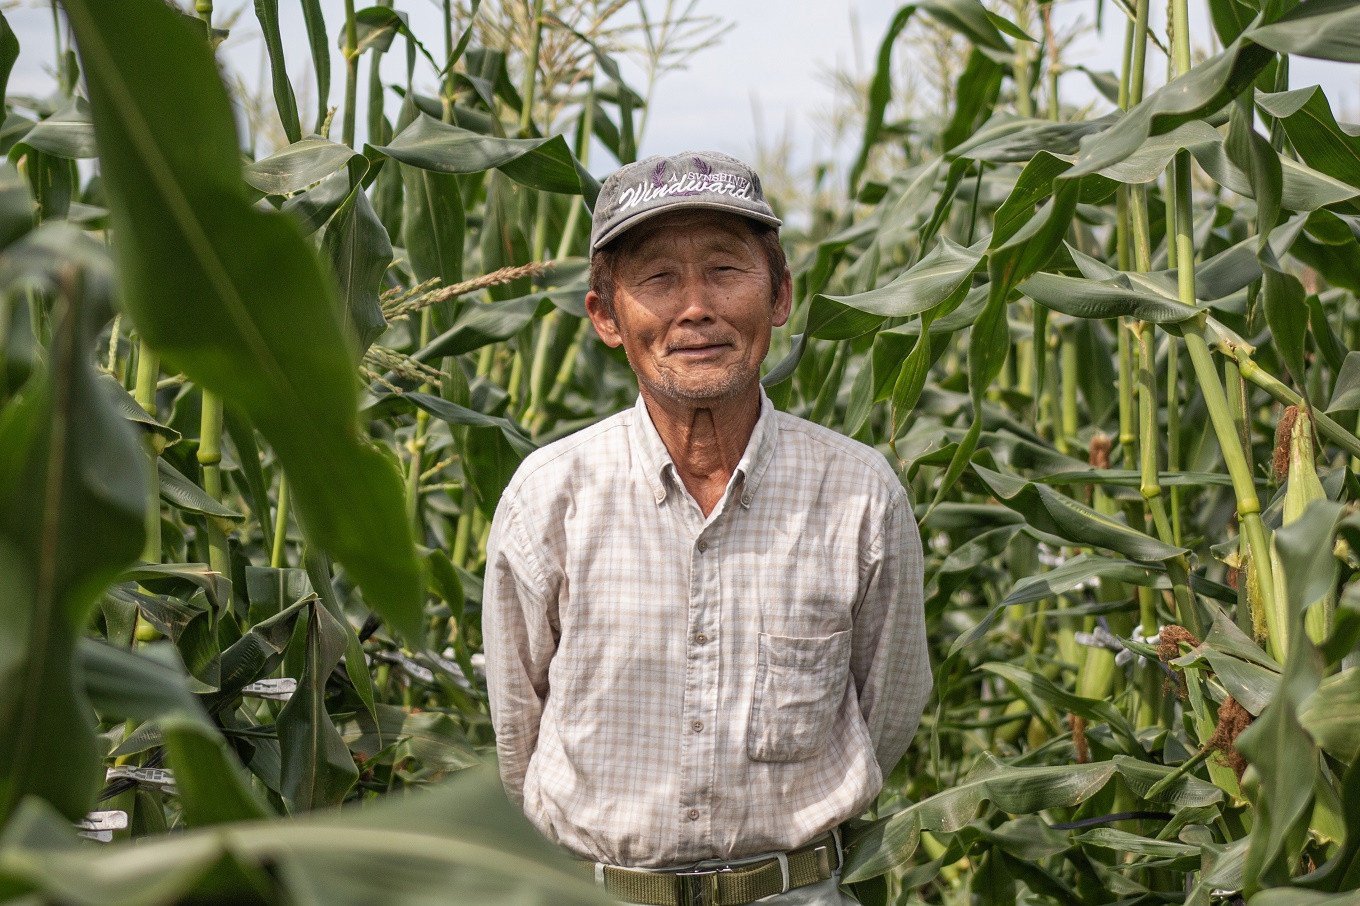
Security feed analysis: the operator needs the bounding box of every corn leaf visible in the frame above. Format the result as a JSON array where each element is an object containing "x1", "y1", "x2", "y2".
[
  {"x1": 61, "y1": 0, "x2": 424, "y2": 640},
  {"x1": 0, "y1": 240, "x2": 145, "y2": 826}
]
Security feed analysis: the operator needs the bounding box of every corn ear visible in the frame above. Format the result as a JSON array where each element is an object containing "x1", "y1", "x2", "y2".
[{"x1": 1268, "y1": 407, "x2": 1331, "y2": 653}]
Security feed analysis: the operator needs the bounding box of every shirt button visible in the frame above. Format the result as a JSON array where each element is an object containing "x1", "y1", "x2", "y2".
[
  {"x1": 692, "y1": 721, "x2": 703, "y2": 733},
  {"x1": 688, "y1": 809, "x2": 700, "y2": 821},
  {"x1": 695, "y1": 632, "x2": 708, "y2": 644},
  {"x1": 697, "y1": 540, "x2": 708, "y2": 553}
]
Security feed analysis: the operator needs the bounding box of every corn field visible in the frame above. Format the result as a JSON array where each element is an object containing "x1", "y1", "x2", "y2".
[{"x1": 2, "y1": 0, "x2": 1360, "y2": 902}]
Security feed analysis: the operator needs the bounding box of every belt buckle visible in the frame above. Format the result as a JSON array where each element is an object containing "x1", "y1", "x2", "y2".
[{"x1": 674, "y1": 866, "x2": 728, "y2": 906}]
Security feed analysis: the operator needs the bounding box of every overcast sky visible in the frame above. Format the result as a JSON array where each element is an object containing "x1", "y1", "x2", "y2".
[{"x1": 4, "y1": 0, "x2": 1356, "y2": 179}]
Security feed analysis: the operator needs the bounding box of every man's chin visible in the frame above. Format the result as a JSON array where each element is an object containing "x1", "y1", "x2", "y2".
[{"x1": 646, "y1": 369, "x2": 759, "y2": 406}]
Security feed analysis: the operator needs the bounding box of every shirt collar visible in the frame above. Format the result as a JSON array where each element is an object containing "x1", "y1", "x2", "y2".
[{"x1": 629, "y1": 387, "x2": 780, "y2": 508}]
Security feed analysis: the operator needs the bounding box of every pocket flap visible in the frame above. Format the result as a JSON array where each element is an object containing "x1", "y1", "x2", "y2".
[{"x1": 758, "y1": 629, "x2": 851, "y2": 670}]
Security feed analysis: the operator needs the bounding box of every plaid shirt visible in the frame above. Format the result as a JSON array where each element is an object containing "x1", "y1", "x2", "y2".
[{"x1": 483, "y1": 390, "x2": 930, "y2": 869}]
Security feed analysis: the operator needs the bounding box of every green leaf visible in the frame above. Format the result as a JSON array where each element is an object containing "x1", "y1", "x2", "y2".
[
  {"x1": 941, "y1": 49, "x2": 1005, "y2": 152},
  {"x1": 1227, "y1": 96, "x2": 1282, "y2": 248},
  {"x1": 100, "y1": 371, "x2": 181, "y2": 447},
  {"x1": 1327, "y1": 352, "x2": 1360, "y2": 413},
  {"x1": 212, "y1": 595, "x2": 310, "y2": 702},
  {"x1": 374, "y1": 112, "x2": 599, "y2": 203},
  {"x1": 1075, "y1": 828, "x2": 1199, "y2": 859},
  {"x1": 157, "y1": 457, "x2": 242, "y2": 520},
  {"x1": 351, "y1": 6, "x2": 438, "y2": 69},
  {"x1": 77, "y1": 639, "x2": 210, "y2": 726},
  {"x1": 161, "y1": 716, "x2": 273, "y2": 826},
  {"x1": 1257, "y1": 86, "x2": 1360, "y2": 190},
  {"x1": 62, "y1": 0, "x2": 424, "y2": 641},
  {"x1": 367, "y1": 391, "x2": 535, "y2": 458},
  {"x1": 462, "y1": 424, "x2": 524, "y2": 520},
  {"x1": 243, "y1": 137, "x2": 361, "y2": 197},
  {"x1": 982, "y1": 662, "x2": 1142, "y2": 752},
  {"x1": 401, "y1": 165, "x2": 465, "y2": 286},
  {"x1": 0, "y1": 11, "x2": 19, "y2": 105},
  {"x1": 971, "y1": 463, "x2": 1189, "y2": 561},
  {"x1": 848, "y1": 5, "x2": 914, "y2": 194},
  {"x1": 842, "y1": 757, "x2": 1120, "y2": 882},
  {"x1": 0, "y1": 248, "x2": 145, "y2": 826},
  {"x1": 950, "y1": 113, "x2": 1115, "y2": 163},
  {"x1": 1238, "y1": 500, "x2": 1340, "y2": 891},
  {"x1": 1301, "y1": 669, "x2": 1360, "y2": 762},
  {"x1": 1276, "y1": 500, "x2": 1345, "y2": 620},
  {"x1": 222, "y1": 405, "x2": 271, "y2": 544},
  {"x1": 11, "y1": 96, "x2": 96, "y2": 159},
  {"x1": 413, "y1": 291, "x2": 559, "y2": 361},
  {"x1": 1065, "y1": 38, "x2": 1275, "y2": 177},
  {"x1": 1263, "y1": 270, "x2": 1309, "y2": 391},
  {"x1": 1020, "y1": 271, "x2": 1201, "y2": 325},
  {"x1": 319, "y1": 177, "x2": 390, "y2": 355},
  {"x1": 807, "y1": 237, "x2": 985, "y2": 339},
  {"x1": 0, "y1": 767, "x2": 612, "y2": 904},
  {"x1": 1247, "y1": 0, "x2": 1360, "y2": 63},
  {"x1": 1112, "y1": 756, "x2": 1226, "y2": 807},
  {"x1": 108, "y1": 584, "x2": 219, "y2": 688},
  {"x1": 252, "y1": 0, "x2": 301, "y2": 144},
  {"x1": 302, "y1": 548, "x2": 377, "y2": 727},
  {"x1": 278, "y1": 599, "x2": 357, "y2": 810},
  {"x1": 300, "y1": 0, "x2": 329, "y2": 135}
]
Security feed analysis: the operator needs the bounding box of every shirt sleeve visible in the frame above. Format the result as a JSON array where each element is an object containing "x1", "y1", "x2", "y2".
[
  {"x1": 850, "y1": 486, "x2": 931, "y2": 781},
  {"x1": 482, "y1": 492, "x2": 559, "y2": 808}
]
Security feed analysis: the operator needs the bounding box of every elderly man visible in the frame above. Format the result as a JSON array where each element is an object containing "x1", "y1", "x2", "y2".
[{"x1": 483, "y1": 151, "x2": 930, "y2": 905}]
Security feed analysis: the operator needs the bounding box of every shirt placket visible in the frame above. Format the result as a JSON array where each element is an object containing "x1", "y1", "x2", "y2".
[{"x1": 677, "y1": 484, "x2": 732, "y2": 857}]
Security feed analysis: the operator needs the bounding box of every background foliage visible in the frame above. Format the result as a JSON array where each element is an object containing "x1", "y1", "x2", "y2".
[{"x1": 3, "y1": 0, "x2": 1360, "y2": 903}]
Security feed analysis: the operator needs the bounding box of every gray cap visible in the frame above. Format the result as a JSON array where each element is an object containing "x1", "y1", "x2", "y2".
[{"x1": 588, "y1": 151, "x2": 782, "y2": 255}]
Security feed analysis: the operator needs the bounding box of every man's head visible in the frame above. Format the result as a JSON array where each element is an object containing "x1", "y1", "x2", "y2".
[{"x1": 585, "y1": 152, "x2": 791, "y2": 408}]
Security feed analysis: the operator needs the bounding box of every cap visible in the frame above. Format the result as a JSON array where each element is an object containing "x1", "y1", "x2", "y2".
[{"x1": 588, "y1": 151, "x2": 782, "y2": 255}]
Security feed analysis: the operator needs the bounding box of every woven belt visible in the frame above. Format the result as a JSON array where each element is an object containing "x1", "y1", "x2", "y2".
[{"x1": 584, "y1": 831, "x2": 842, "y2": 906}]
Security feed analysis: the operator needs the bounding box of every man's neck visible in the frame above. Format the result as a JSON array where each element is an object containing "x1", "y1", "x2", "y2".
[{"x1": 640, "y1": 384, "x2": 762, "y2": 516}]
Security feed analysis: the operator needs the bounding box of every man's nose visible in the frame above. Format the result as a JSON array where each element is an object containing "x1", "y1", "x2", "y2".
[{"x1": 673, "y1": 271, "x2": 715, "y2": 324}]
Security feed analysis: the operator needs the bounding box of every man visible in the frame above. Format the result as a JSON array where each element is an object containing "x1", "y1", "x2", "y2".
[{"x1": 483, "y1": 151, "x2": 930, "y2": 905}]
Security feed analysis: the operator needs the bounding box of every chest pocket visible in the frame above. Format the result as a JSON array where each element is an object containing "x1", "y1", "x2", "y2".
[{"x1": 746, "y1": 629, "x2": 851, "y2": 763}]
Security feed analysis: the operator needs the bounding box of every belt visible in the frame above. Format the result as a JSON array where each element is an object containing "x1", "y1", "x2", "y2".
[{"x1": 582, "y1": 830, "x2": 842, "y2": 906}]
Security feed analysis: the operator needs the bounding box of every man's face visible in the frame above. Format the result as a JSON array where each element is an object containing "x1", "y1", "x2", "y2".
[{"x1": 585, "y1": 210, "x2": 792, "y2": 407}]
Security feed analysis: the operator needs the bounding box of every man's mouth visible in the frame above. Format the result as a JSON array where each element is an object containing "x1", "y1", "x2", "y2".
[{"x1": 669, "y1": 343, "x2": 730, "y2": 358}]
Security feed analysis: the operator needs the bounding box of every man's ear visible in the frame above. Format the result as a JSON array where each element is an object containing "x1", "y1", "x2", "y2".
[
  {"x1": 771, "y1": 268, "x2": 793, "y2": 328},
  {"x1": 585, "y1": 290, "x2": 624, "y2": 348}
]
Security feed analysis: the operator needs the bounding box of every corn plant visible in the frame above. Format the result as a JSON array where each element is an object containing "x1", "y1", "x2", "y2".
[{"x1": 3, "y1": 0, "x2": 1360, "y2": 903}]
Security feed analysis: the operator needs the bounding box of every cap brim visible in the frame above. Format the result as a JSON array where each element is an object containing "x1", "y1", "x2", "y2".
[{"x1": 591, "y1": 200, "x2": 782, "y2": 255}]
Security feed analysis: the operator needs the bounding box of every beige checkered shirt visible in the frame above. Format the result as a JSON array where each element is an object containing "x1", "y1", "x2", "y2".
[{"x1": 483, "y1": 390, "x2": 930, "y2": 869}]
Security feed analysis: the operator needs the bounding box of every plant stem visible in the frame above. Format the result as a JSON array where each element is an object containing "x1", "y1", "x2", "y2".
[
  {"x1": 367, "y1": 0, "x2": 394, "y2": 144},
  {"x1": 1167, "y1": 342, "x2": 1183, "y2": 546},
  {"x1": 134, "y1": 339, "x2": 161, "y2": 563},
  {"x1": 1012, "y1": 0, "x2": 1034, "y2": 118},
  {"x1": 518, "y1": 0, "x2": 545, "y2": 135},
  {"x1": 1059, "y1": 328, "x2": 1078, "y2": 454},
  {"x1": 271, "y1": 474, "x2": 290, "y2": 568},
  {"x1": 1033, "y1": 305, "x2": 1049, "y2": 437},
  {"x1": 1164, "y1": 0, "x2": 1274, "y2": 633},
  {"x1": 1184, "y1": 315, "x2": 1274, "y2": 631},
  {"x1": 1144, "y1": 745, "x2": 1212, "y2": 801},
  {"x1": 404, "y1": 306, "x2": 434, "y2": 532},
  {"x1": 342, "y1": 0, "x2": 359, "y2": 148},
  {"x1": 197, "y1": 389, "x2": 230, "y2": 581},
  {"x1": 1227, "y1": 345, "x2": 1360, "y2": 460}
]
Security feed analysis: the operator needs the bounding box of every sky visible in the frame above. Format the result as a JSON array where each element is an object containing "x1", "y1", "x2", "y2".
[{"x1": 3, "y1": 0, "x2": 1356, "y2": 181}]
